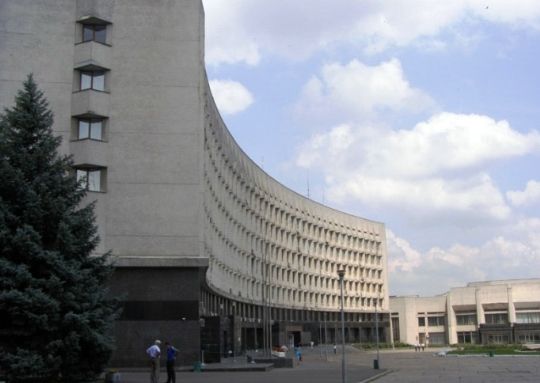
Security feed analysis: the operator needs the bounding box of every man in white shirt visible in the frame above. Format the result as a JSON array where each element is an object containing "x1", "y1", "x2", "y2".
[{"x1": 146, "y1": 340, "x2": 161, "y2": 383}]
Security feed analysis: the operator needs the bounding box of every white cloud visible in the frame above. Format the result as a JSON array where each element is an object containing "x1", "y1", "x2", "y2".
[
  {"x1": 328, "y1": 174, "x2": 511, "y2": 221},
  {"x1": 296, "y1": 112, "x2": 540, "y2": 223},
  {"x1": 203, "y1": 1, "x2": 261, "y2": 66},
  {"x1": 209, "y1": 79, "x2": 254, "y2": 115},
  {"x1": 370, "y1": 113, "x2": 540, "y2": 178},
  {"x1": 387, "y1": 230, "x2": 422, "y2": 272},
  {"x1": 507, "y1": 180, "x2": 540, "y2": 206},
  {"x1": 388, "y1": 227, "x2": 540, "y2": 296},
  {"x1": 203, "y1": 0, "x2": 540, "y2": 66},
  {"x1": 295, "y1": 59, "x2": 434, "y2": 122}
]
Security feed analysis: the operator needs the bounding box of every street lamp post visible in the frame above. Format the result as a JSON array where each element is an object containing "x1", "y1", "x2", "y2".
[
  {"x1": 199, "y1": 318, "x2": 206, "y2": 366},
  {"x1": 324, "y1": 314, "x2": 328, "y2": 360},
  {"x1": 319, "y1": 321, "x2": 323, "y2": 358},
  {"x1": 374, "y1": 296, "x2": 380, "y2": 369},
  {"x1": 337, "y1": 269, "x2": 346, "y2": 383}
]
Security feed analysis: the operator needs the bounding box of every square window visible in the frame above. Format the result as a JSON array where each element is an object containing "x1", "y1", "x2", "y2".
[
  {"x1": 82, "y1": 24, "x2": 107, "y2": 44},
  {"x1": 77, "y1": 119, "x2": 104, "y2": 140},
  {"x1": 80, "y1": 71, "x2": 105, "y2": 91},
  {"x1": 76, "y1": 168, "x2": 104, "y2": 192}
]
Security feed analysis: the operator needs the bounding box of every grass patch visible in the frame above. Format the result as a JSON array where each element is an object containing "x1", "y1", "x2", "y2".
[
  {"x1": 447, "y1": 344, "x2": 540, "y2": 355},
  {"x1": 353, "y1": 342, "x2": 413, "y2": 350}
]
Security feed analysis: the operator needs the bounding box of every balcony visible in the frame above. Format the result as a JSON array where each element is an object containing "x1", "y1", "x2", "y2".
[
  {"x1": 74, "y1": 41, "x2": 111, "y2": 71},
  {"x1": 71, "y1": 89, "x2": 110, "y2": 117},
  {"x1": 70, "y1": 138, "x2": 108, "y2": 168}
]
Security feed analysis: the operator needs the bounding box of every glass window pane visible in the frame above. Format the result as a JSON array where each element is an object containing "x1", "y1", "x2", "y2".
[
  {"x1": 88, "y1": 170, "x2": 101, "y2": 192},
  {"x1": 90, "y1": 120, "x2": 102, "y2": 140},
  {"x1": 78, "y1": 120, "x2": 89, "y2": 139},
  {"x1": 92, "y1": 72, "x2": 105, "y2": 91},
  {"x1": 94, "y1": 25, "x2": 106, "y2": 43},
  {"x1": 82, "y1": 25, "x2": 94, "y2": 42},
  {"x1": 516, "y1": 312, "x2": 540, "y2": 324},
  {"x1": 81, "y1": 72, "x2": 92, "y2": 90},
  {"x1": 76, "y1": 169, "x2": 87, "y2": 189}
]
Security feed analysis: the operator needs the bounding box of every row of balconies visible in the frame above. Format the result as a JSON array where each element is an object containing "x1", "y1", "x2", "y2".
[
  {"x1": 207, "y1": 226, "x2": 384, "y2": 302},
  {"x1": 207, "y1": 189, "x2": 382, "y2": 259},
  {"x1": 209, "y1": 267, "x2": 384, "y2": 311},
  {"x1": 205, "y1": 205, "x2": 383, "y2": 284},
  {"x1": 206, "y1": 214, "x2": 383, "y2": 283},
  {"x1": 204, "y1": 138, "x2": 381, "y2": 241},
  {"x1": 70, "y1": 16, "x2": 112, "y2": 193},
  {"x1": 208, "y1": 232, "x2": 383, "y2": 292},
  {"x1": 205, "y1": 177, "x2": 383, "y2": 266}
]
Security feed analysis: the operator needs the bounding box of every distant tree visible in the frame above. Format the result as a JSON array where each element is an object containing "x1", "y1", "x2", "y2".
[{"x1": 0, "y1": 75, "x2": 119, "y2": 382}]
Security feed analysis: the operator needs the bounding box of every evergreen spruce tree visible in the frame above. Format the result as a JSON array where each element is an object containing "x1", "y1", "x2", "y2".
[{"x1": 0, "y1": 75, "x2": 119, "y2": 382}]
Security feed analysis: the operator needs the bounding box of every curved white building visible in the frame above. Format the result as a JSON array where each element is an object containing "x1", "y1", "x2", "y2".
[{"x1": 0, "y1": 0, "x2": 389, "y2": 366}]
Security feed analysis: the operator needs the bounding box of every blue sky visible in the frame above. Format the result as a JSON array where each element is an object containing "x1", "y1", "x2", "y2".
[{"x1": 203, "y1": 0, "x2": 540, "y2": 296}]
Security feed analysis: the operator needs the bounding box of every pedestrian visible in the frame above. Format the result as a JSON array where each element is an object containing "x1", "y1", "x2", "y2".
[
  {"x1": 165, "y1": 341, "x2": 178, "y2": 383},
  {"x1": 310, "y1": 340, "x2": 314, "y2": 349},
  {"x1": 146, "y1": 340, "x2": 161, "y2": 383},
  {"x1": 333, "y1": 344, "x2": 337, "y2": 354}
]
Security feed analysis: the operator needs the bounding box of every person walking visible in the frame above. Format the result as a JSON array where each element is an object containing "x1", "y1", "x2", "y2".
[
  {"x1": 165, "y1": 342, "x2": 178, "y2": 383},
  {"x1": 146, "y1": 340, "x2": 161, "y2": 383}
]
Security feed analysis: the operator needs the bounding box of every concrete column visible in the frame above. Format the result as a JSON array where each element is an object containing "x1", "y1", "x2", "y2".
[
  {"x1": 447, "y1": 294, "x2": 458, "y2": 344},
  {"x1": 424, "y1": 312, "x2": 429, "y2": 346},
  {"x1": 507, "y1": 285, "x2": 516, "y2": 323},
  {"x1": 389, "y1": 313, "x2": 395, "y2": 346},
  {"x1": 475, "y1": 288, "x2": 484, "y2": 325}
]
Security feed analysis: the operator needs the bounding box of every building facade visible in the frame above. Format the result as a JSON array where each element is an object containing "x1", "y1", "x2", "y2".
[
  {"x1": 390, "y1": 279, "x2": 540, "y2": 346},
  {"x1": 0, "y1": 0, "x2": 390, "y2": 366}
]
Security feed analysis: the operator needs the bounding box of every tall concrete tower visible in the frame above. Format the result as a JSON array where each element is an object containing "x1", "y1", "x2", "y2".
[{"x1": 1, "y1": 0, "x2": 389, "y2": 367}]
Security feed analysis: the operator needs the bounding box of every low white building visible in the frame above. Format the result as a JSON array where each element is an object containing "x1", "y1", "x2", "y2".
[{"x1": 390, "y1": 279, "x2": 540, "y2": 346}]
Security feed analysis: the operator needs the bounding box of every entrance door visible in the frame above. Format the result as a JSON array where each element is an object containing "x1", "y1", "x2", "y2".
[{"x1": 288, "y1": 331, "x2": 301, "y2": 347}]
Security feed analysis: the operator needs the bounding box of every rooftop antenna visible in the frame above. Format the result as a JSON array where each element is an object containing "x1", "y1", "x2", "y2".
[{"x1": 307, "y1": 172, "x2": 310, "y2": 199}]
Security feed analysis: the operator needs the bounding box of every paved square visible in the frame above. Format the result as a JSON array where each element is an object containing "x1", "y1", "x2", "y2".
[{"x1": 112, "y1": 347, "x2": 540, "y2": 383}]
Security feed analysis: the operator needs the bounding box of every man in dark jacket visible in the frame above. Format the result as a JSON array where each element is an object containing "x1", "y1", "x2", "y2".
[{"x1": 165, "y1": 342, "x2": 178, "y2": 383}]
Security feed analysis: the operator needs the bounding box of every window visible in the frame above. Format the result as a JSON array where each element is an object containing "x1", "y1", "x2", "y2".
[
  {"x1": 418, "y1": 317, "x2": 425, "y2": 327},
  {"x1": 77, "y1": 119, "x2": 103, "y2": 140},
  {"x1": 456, "y1": 314, "x2": 477, "y2": 326},
  {"x1": 517, "y1": 333, "x2": 540, "y2": 343},
  {"x1": 426, "y1": 332, "x2": 445, "y2": 345},
  {"x1": 82, "y1": 24, "x2": 106, "y2": 44},
  {"x1": 485, "y1": 313, "x2": 508, "y2": 325},
  {"x1": 457, "y1": 331, "x2": 478, "y2": 344},
  {"x1": 428, "y1": 316, "x2": 445, "y2": 327},
  {"x1": 487, "y1": 334, "x2": 508, "y2": 344},
  {"x1": 80, "y1": 71, "x2": 105, "y2": 91},
  {"x1": 516, "y1": 312, "x2": 540, "y2": 324},
  {"x1": 76, "y1": 169, "x2": 103, "y2": 192}
]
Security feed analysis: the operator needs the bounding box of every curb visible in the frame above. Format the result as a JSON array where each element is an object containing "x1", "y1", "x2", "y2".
[{"x1": 357, "y1": 369, "x2": 393, "y2": 383}]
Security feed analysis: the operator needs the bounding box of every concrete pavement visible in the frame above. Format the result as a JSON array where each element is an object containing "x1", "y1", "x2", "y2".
[
  {"x1": 109, "y1": 346, "x2": 540, "y2": 383},
  {"x1": 356, "y1": 349, "x2": 540, "y2": 383}
]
